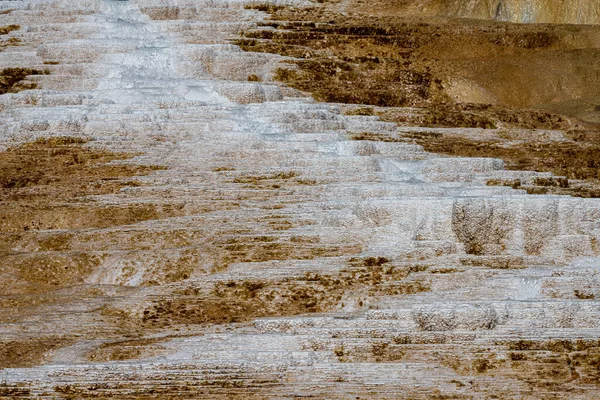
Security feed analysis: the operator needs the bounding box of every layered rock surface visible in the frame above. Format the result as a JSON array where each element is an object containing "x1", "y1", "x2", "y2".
[
  {"x1": 391, "y1": 0, "x2": 600, "y2": 24},
  {"x1": 0, "y1": 0, "x2": 599, "y2": 398}
]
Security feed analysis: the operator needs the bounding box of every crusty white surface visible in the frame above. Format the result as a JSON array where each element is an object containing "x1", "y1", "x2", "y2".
[{"x1": 1, "y1": 0, "x2": 599, "y2": 398}]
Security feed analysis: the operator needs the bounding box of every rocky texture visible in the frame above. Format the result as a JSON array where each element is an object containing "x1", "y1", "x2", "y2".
[
  {"x1": 442, "y1": 0, "x2": 600, "y2": 24},
  {"x1": 238, "y1": 1, "x2": 600, "y2": 198},
  {"x1": 239, "y1": 1, "x2": 600, "y2": 113},
  {"x1": 0, "y1": 0, "x2": 600, "y2": 398},
  {"x1": 361, "y1": 0, "x2": 600, "y2": 25}
]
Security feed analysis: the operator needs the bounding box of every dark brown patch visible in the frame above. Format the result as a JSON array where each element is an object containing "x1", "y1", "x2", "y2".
[
  {"x1": 406, "y1": 133, "x2": 600, "y2": 183},
  {"x1": 245, "y1": 3, "x2": 286, "y2": 13},
  {"x1": 0, "y1": 137, "x2": 168, "y2": 233},
  {"x1": 351, "y1": 129, "x2": 600, "y2": 198},
  {"x1": 499, "y1": 339, "x2": 600, "y2": 388},
  {"x1": 214, "y1": 235, "x2": 359, "y2": 269},
  {"x1": 0, "y1": 137, "x2": 154, "y2": 197},
  {"x1": 0, "y1": 68, "x2": 48, "y2": 94},
  {"x1": 0, "y1": 36, "x2": 21, "y2": 50},
  {"x1": 379, "y1": 103, "x2": 572, "y2": 130},
  {"x1": 0, "y1": 383, "x2": 31, "y2": 397}
]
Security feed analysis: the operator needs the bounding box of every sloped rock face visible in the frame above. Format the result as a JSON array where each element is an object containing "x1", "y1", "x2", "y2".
[
  {"x1": 1, "y1": 0, "x2": 600, "y2": 398},
  {"x1": 382, "y1": 0, "x2": 600, "y2": 24},
  {"x1": 434, "y1": 0, "x2": 600, "y2": 24}
]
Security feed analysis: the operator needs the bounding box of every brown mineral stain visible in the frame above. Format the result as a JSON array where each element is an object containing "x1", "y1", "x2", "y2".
[
  {"x1": 0, "y1": 137, "x2": 168, "y2": 295},
  {"x1": 0, "y1": 24, "x2": 19, "y2": 35},
  {"x1": 0, "y1": 137, "x2": 166, "y2": 231},
  {"x1": 139, "y1": 256, "x2": 428, "y2": 328},
  {"x1": 0, "y1": 68, "x2": 47, "y2": 93},
  {"x1": 0, "y1": 337, "x2": 73, "y2": 369},
  {"x1": 239, "y1": 3, "x2": 600, "y2": 111},
  {"x1": 351, "y1": 130, "x2": 600, "y2": 198},
  {"x1": 481, "y1": 339, "x2": 600, "y2": 388}
]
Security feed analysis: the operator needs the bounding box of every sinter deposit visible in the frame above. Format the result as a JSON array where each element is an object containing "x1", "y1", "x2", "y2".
[{"x1": 0, "y1": 0, "x2": 599, "y2": 398}]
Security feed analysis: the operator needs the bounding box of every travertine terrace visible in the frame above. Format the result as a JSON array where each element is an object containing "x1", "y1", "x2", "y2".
[{"x1": 0, "y1": 0, "x2": 599, "y2": 398}]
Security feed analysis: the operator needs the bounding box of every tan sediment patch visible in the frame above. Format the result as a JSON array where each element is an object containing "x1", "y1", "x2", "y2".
[
  {"x1": 0, "y1": 337, "x2": 73, "y2": 369},
  {"x1": 138, "y1": 249, "x2": 199, "y2": 287},
  {"x1": 0, "y1": 287, "x2": 103, "y2": 324},
  {"x1": 87, "y1": 337, "x2": 167, "y2": 362},
  {"x1": 1, "y1": 252, "x2": 104, "y2": 295},
  {"x1": 359, "y1": 0, "x2": 600, "y2": 25},
  {"x1": 139, "y1": 6, "x2": 182, "y2": 20}
]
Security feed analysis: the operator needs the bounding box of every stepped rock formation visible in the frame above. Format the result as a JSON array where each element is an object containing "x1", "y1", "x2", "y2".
[{"x1": 0, "y1": 0, "x2": 600, "y2": 398}]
